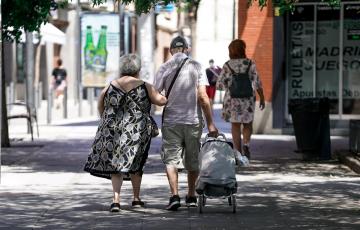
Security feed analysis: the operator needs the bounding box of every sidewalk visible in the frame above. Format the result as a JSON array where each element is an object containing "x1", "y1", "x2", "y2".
[{"x1": 1, "y1": 107, "x2": 360, "y2": 229}]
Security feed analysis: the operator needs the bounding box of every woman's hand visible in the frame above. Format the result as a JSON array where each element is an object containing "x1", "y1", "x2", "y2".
[{"x1": 259, "y1": 98, "x2": 265, "y2": 110}]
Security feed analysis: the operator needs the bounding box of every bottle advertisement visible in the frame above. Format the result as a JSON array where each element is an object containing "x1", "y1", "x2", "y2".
[{"x1": 81, "y1": 13, "x2": 120, "y2": 87}]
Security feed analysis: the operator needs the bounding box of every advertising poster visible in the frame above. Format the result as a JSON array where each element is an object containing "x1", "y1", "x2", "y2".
[{"x1": 81, "y1": 13, "x2": 120, "y2": 87}]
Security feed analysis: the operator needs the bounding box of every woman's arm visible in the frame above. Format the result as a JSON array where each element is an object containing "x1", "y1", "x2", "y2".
[
  {"x1": 145, "y1": 83, "x2": 167, "y2": 106},
  {"x1": 98, "y1": 85, "x2": 110, "y2": 116},
  {"x1": 216, "y1": 63, "x2": 230, "y2": 91},
  {"x1": 257, "y1": 88, "x2": 265, "y2": 110}
]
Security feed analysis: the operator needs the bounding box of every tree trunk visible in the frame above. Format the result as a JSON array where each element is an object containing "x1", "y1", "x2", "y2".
[
  {"x1": 190, "y1": 17, "x2": 197, "y2": 59},
  {"x1": 1, "y1": 41, "x2": 11, "y2": 147}
]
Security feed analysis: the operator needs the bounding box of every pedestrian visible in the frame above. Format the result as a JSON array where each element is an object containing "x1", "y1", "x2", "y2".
[
  {"x1": 205, "y1": 59, "x2": 221, "y2": 108},
  {"x1": 154, "y1": 36, "x2": 218, "y2": 211},
  {"x1": 51, "y1": 58, "x2": 67, "y2": 109},
  {"x1": 216, "y1": 39, "x2": 265, "y2": 159},
  {"x1": 84, "y1": 54, "x2": 167, "y2": 212}
]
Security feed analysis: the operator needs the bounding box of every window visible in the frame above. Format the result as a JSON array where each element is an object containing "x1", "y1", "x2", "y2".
[{"x1": 287, "y1": 2, "x2": 360, "y2": 117}]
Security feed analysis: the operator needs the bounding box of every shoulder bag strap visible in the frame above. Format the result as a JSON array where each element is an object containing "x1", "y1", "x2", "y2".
[
  {"x1": 165, "y1": 57, "x2": 189, "y2": 98},
  {"x1": 162, "y1": 57, "x2": 189, "y2": 125}
]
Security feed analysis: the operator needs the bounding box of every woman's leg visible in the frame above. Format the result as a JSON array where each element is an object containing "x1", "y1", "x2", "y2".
[
  {"x1": 130, "y1": 172, "x2": 142, "y2": 201},
  {"x1": 111, "y1": 174, "x2": 123, "y2": 203},
  {"x1": 231, "y1": 122, "x2": 242, "y2": 152},
  {"x1": 242, "y1": 122, "x2": 253, "y2": 158},
  {"x1": 243, "y1": 122, "x2": 253, "y2": 145}
]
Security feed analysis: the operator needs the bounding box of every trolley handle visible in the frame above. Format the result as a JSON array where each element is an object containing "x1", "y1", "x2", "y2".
[{"x1": 205, "y1": 133, "x2": 227, "y2": 141}]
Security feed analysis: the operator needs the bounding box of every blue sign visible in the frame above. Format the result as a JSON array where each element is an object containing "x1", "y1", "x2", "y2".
[{"x1": 155, "y1": 3, "x2": 175, "y2": 13}]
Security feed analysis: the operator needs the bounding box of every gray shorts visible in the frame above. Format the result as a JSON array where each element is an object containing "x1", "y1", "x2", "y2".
[{"x1": 161, "y1": 123, "x2": 203, "y2": 171}]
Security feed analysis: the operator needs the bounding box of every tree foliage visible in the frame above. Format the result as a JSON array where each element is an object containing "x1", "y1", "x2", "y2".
[
  {"x1": 1, "y1": 0, "x2": 342, "y2": 42},
  {"x1": 1, "y1": 0, "x2": 68, "y2": 42}
]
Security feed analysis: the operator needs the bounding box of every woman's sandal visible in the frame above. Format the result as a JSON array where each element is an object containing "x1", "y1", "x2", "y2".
[
  {"x1": 110, "y1": 203, "x2": 121, "y2": 212},
  {"x1": 132, "y1": 200, "x2": 145, "y2": 208}
]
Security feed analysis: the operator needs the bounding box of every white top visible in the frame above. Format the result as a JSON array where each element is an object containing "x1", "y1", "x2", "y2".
[{"x1": 154, "y1": 53, "x2": 209, "y2": 125}]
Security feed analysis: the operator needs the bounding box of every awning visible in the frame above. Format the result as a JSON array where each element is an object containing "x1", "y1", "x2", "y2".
[{"x1": 40, "y1": 23, "x2": 66, "y2": 45}]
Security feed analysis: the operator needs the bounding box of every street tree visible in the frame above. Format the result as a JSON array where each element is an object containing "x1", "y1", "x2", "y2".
[{"x1": 0, "y1": 0, "x2": 340, "y2": 147}]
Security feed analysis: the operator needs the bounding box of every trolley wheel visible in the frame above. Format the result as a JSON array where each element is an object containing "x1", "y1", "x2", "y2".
[
  {"x1": 198, "y1": 195, "x2": 204, "y2": 214},
  {"x1": 231, "y1": 195, "x2": 237, "y2": 213}
]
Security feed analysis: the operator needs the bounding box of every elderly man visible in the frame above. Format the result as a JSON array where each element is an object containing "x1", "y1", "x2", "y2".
[{"x1": 154, "y1": 36, "x2": 218, "y2": 211}]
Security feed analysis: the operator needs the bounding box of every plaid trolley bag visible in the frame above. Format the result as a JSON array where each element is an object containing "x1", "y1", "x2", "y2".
[{"x1": 195, "y1": 133, "x2": 238, "y2": 213}]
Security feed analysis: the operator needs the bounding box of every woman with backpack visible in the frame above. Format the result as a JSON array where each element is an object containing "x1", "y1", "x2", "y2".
[{"x1": 216, "y1": 39, "x2": 265, "y2": 159}]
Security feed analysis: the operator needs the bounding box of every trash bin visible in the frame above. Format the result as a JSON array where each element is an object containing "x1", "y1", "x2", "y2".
[
  {"x1": 288, "y1": 98, "x2": 331, "y2": 160},
  {"x1": 349, "y1": 120, "x2": 360, "y2": 154}
]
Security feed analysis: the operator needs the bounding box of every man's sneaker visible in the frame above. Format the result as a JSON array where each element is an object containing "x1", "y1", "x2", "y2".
[
  {"x1": 110, "y1": 203, "x2": 120, "y2": 212},
  {"x1": 166, "y1": 195, "x2": 181, "y2": 211},
  {"x1": 243, "y1": 145, "x2": 251, "y2": 159},
  {"x1": 132, "y1": 200, "x2": 145, "y2": 208},
  {"x1": 185, "y1": 196, "x2": 197, "y2": 207}
]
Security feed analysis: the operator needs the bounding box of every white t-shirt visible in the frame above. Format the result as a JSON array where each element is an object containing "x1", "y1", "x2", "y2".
[{"x1": 154, "y1": 53, "x2": 209, "y2": 125}]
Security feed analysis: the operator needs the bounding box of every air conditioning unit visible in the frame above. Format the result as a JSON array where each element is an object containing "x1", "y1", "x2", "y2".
[{"x1": 349, "y1": 120, "x2": 360, "y2": 154}]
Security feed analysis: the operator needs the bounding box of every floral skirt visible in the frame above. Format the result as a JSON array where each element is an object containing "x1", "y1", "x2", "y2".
[{"x1": 222, "y1": 91, "x2": 256, "y2": 124}]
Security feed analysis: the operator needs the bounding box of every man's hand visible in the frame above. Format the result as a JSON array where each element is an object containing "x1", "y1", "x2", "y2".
[{"x1": 207, "y1": 123, "x2": 218, "y2": 137}]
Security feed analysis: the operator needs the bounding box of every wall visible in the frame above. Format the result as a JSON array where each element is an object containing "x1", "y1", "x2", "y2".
[
  {"x1": 238, "y1": 0, "x2": 273, "y2": 102},
  {"x1": 238, "y1": 0, "x2": 278, "y2": 133}
]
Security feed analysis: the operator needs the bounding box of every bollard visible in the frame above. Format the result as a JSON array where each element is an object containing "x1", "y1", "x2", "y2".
[
  {"x1": 47, "y1": 89, "x2": 53, "y2": 124},
  {"x1": 88, "y1": 88, "x2": 95, "y2": 116},
  {"x1": 38, "y1": 82, "x2": 43, "y2": 109},
  {"x1": 35, "y1": 85, "x2": 39, "y2": 109},
  {"x1": 6, "y1": 85, "x2": 11, "y2": 105},
  {"x1": 10, "y1": 82, "x2": 15, "y2": 104},
  {"x1": 63, "y1": 87, "x2": 68, "y2": 119}
]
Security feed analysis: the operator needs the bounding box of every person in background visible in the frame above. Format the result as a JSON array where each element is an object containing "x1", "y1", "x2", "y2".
[
  {"x1": 84, "y1": 54, "x2": 167, "y2": 212},
  {"x1": 205, "y1": 59, "x2": 221, "y2": 108},
  {"x1": 51, "y1": 58, "x2": 67, "y2": 109},
  {"x1": 216, "y1": 39, "x2": 265, "y2": 159},
  {"x1": 154, "y1": 36, "x2": 218, "y2": 211}
]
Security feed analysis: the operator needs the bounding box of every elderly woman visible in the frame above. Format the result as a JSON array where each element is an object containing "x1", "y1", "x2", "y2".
[
  {"x1": 217, "y1": 39, "x2": 265, "y2": 159},
  {"x1": 84, "y1": 54, "x2": 167, "y2": 212}
]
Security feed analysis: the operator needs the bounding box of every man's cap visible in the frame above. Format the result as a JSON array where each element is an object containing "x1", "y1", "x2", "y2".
[{"x1": 170, "y1": 36, "x2": 188, "y2": 49}]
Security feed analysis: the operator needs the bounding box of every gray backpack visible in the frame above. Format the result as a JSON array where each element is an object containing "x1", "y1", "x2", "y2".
[{"x1": 226, "y1": 60, "x2": 253, "y2": 98}]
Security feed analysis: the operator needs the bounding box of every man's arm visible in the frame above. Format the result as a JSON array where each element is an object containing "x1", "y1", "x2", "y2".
[{"x1": 198, "y1": 85, "x2": 218, "y2": 135}]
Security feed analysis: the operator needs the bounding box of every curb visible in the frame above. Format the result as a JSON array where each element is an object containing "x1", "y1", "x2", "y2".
[{"x1": 335, "y1": 150, "x2": 360, "y2": 174}]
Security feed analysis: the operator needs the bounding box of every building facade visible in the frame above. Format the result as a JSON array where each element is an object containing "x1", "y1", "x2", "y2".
[{"x1": 238, "y1": 0, "x2": 360, "y2": 134}]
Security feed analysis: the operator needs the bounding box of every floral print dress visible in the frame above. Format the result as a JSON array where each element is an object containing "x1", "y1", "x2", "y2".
[
  {"x1": 84, "y1": 83, "x2": 152, "y2": 179},
  {"x1": 216, "y1": 58, "x2": 263, "y2": 124}
]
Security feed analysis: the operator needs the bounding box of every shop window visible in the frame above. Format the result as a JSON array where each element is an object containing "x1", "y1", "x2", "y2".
[
  {"x1": 316, "y1": 5, "x2": 340, "y2": 114},
  {"x1": 16, "y1": 43, "x2": 26, "y2": 83},
  {"x1": 288, "y1": 5, "x2": 315, "y2": 100},
  {"x1": 343, "y1": 3, "x2": 360, "y2": 114},
  {"x1": 287, "y1": 2, "x2": 360, "y2": 117}
]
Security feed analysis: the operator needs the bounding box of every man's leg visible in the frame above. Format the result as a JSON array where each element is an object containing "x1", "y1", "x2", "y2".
[
  {"x1": 161, "y1": 125, "x2": 183, "y2": 211},
  {"x1": 184, "y1": 123, "x2": 202, "y2": 207},
  {"x1": 187, "y1": 171, "x2": 199, "y2": 197},
  {"x1": 166, "y1": 165, "x2": 179, "y2": 195}
]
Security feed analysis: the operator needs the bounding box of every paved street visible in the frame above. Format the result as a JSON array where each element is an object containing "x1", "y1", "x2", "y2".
[{"x1": 1, "y1": 108, "x2": 360, "y2": 230}]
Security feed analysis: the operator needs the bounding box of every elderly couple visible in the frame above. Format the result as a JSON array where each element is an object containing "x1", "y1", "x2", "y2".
[{"x1": 84, "y1": 36, "x2": 265, "y2": 212}]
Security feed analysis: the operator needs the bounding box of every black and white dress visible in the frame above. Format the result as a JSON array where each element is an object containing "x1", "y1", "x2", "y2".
[{"x1": 84, "y1": 83, "x2": 152, "y2": 179}]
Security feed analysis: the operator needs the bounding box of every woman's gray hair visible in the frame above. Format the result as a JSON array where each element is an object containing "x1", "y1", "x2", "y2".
[{"x1": 119, "y1": 54, "x2": 141, "y2": 77}]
